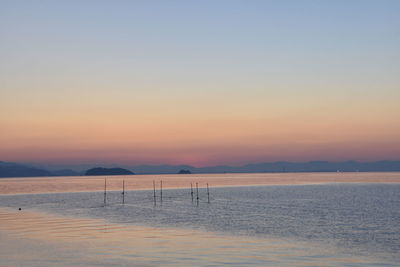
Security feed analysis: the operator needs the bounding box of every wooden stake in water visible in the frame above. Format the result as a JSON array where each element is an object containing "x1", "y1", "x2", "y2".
[
  {"x1": 196, "y1": 182, "x2": 199, "y2": 206},
  {"x1": 160, "y1": 180, "x2": 163, "y2": 203},
  {"x1": 207, "y1": 183, "x2": 210, "y2": 203},
  {"x1": 104, "y1": 178, "x2": 107, "y2": 206},
  {"x1": 191, "y1": 183, "x2": 194, "y2": 202},
  {"x1": 153, "y1": 180, "x2": 156, "y2": 206},
  {"x1": 122, "y1": 179, "x2": 125, "y2": 204}
]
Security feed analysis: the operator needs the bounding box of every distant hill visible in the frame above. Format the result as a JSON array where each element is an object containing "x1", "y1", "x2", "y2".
[
  {"x1": 129, "y1": 160, "x2": 400, "y2": 174},
  {"x1": 178, "y1": 169, "x2": 192, "y2": 174},
  {"x1": 131, "y1": 164, "x2": 195, "y2": 174},
  {"x1": 85, "y1": 167, "x2": 134, "y2": 176},
  {"x1": 0, "y1": 161, "x2": 52, "y2": 178},
  {"x1": 2, "y1": 160, "x2": 400, "y2": 178}
]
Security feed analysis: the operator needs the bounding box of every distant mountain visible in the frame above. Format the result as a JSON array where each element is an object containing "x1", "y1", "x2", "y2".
[
  {"x1": 232, "y1": 160, "x2": 400, "y2": 173},
  {"x1": 2, "y1": 160, "x2": 400, "y2": 178},
  {"x1": 128, "y1": 160, "x2": 400, "y2": 174},
  {"x1": 130, "y1": 164, "x2": 195, "y2": 174},
  {"x1": 178, "y1": 169, "x2": 192, "y2": 174},
  {"x1": 0, "y1": 161, "x2": 52, "y2": 178},
  {"x1": 85, "y1": 167, "x2": 134, "y2": 176}
]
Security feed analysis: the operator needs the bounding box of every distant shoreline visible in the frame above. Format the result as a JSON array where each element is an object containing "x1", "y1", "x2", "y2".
[
  {"x1": 3, "y1": 160, "x2": 400, "y2": 178},
  {"x1": 2, "y1": 170, "x2": 400, "y2": 178},
  {"x1": 2, "y1": 170, "x2": 400, "y2": 179}
]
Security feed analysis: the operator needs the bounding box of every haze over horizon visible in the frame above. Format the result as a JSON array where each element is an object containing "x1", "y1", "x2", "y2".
[
  {"x1": 1, "y1": 1, "x2": 399, "y2": 167},
  {"x1": 8, "y1": 159, "x2": 400, "y2": 172}
]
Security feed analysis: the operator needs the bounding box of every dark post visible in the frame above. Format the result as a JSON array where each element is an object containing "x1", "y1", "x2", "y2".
[
  {"x1": 196, "y1": 182, "x2": 199, "y2": 206},
  {"x1": 191, "y1": 182, "x2": 194, "y2": 202},
  {"x1": 160, "y1": 180, "x2": 163, "y2": 203},
  {"x1": 122, "y1": 179, "x2": 125, "y2": 204},
  {"x1": 207, "y1": 183, "x2": 210, "y2": 203},
  {"x1": 153, "y1": 180, "x2": 156, "y2": 206},
  {"x1": 104, "y1": 178, "x2": 107, "y2": 206}
]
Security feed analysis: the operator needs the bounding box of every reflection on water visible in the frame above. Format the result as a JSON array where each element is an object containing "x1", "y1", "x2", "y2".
[
  {"x1": 1, "y1": 181, "x2": 400, "y2": 266},
  {"x1": 1, "y1": 172, "x2": 399, "y2": 195},
  {"x1": 0, "y1": 208, "x2": 385, "y2": 267}
]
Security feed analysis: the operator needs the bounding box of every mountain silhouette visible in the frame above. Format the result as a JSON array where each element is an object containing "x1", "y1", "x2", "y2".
[
  {"x1": 0, "y1": 161, "x2": 52, "y2": 178},
  {"x1": 178, "y1": 169, "x2": 192, "y2": 174},
  {"x1": 2, "y1": 160, "x2": 400, "y2": 178},
  {"x1": 85, "y1": 167, "x2": 134, "y2": 176}
]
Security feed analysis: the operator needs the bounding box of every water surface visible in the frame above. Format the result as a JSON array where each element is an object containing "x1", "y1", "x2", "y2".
[
  {"x1": 1, "y1": 180, "x2": 399, "y2": 266},
  {"x1": 1, "y1": 171, "x2": 399, "y2": 194}
]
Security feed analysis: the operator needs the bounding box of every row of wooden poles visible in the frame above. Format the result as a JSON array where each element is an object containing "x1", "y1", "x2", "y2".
[{"x1": 103, "y1": 179, "x2": 210, "y2": 206}]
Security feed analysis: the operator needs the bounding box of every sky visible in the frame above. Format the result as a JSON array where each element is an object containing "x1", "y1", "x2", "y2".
[{"x1": 1, "y1": 0, "x2": 399, "y2": 167}]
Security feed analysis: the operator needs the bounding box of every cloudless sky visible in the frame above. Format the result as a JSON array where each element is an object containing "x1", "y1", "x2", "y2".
[{"x1": 1, "y1": 0, "x2": 399, "y2": 166}]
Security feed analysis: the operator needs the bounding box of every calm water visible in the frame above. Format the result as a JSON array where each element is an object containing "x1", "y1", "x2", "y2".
[{"x1": 1, "y1": 183, "x2": 399, "y2": 265}]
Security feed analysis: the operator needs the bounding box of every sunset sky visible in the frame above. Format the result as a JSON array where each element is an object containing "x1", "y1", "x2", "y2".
[{"x1": 1, "y1": 1, "x2": 399, "y2": 167}]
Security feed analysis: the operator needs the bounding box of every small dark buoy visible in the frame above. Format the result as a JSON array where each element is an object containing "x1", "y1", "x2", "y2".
[{"x1": 18, "y1": 208, "x2": 21, "y2": 211}]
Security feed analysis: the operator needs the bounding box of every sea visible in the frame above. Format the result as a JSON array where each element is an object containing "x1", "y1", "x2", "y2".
[{"x1": 0, "y1": 173, "x2": 399, "y2": 266}]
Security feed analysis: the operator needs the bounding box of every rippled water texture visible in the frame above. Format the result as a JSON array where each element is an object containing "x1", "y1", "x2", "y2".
[
  {"x1": 1, "y1": 172, "x2": 399, "y2": 194},
  {"x1": 1, "y1": 172, "x2": 399, "y2": 266}
]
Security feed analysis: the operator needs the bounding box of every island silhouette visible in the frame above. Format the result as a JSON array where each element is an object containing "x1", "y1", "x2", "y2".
[
  {"x1": 178, "y1": 169, "x2": 192, "y2": 174},
  {"x1": 85, "y1": 167, "x2": 134, "y2": 176}
]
